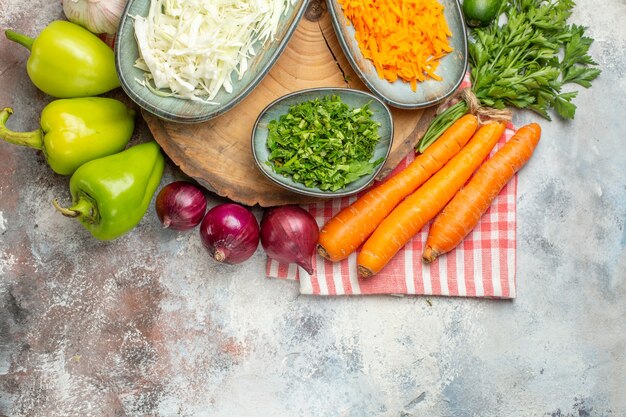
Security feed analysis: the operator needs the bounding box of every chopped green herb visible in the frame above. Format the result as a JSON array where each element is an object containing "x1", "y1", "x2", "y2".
[{"x1": 266, "y1": 95, "x2": 383, "y2": 192}]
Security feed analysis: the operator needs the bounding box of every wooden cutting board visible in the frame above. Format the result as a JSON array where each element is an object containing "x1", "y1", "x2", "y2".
[{"x1": 143, "y1": 0, "x2": 436, "y2": 207}]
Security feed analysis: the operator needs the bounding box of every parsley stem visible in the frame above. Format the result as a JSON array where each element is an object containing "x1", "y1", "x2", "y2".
[{"x1": 417, "y1": 101, "x2": 468, "y2": 153}]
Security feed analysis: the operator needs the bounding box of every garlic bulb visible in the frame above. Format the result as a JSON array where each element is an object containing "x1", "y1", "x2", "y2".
[{"x1": 62, "y1": 0, "x2": 127, "y2": 35}]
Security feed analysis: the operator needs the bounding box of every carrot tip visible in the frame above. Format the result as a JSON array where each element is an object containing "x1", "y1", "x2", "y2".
[
  {"x1": 357, "y1": 265, "x2": 374, "y2": 278},
  {"x1": 316, "y1": 244, "x2": 333, "y2": 261},
  {"x1": 422, "y1": 246, "x2": 439, "y2": 263}
]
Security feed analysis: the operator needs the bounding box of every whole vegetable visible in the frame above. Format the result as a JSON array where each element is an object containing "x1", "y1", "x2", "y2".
[
  {"x1": 423, "y1": 123, "x2": 542, "y2": 263},
  {"x1": 199, "y1": 204, "x2": 260, "y2": 264},
  {"x1": 52, "y1": 141, "x2": 165, "y2": 240},
  {"x1": 358, "y1": 122, "x2": 505, "y2": 277},
  {"x1": 462, "y1": 0, "x2": 502, "y2": 27},
  {"x1": 260, "y1": 205, "x2": 319, "y2": 275},
  {"x1": 63, "y1": 0, "x2": 127, "y2": 35},
  {"x1": 4, "y1": 21, "x2": 120, "y2": 98},
  {"x1": 155, "y1": 181, "x2": 207, "y2": 231},
  {"x1": 0, "y1": 98, "x2": 135, "y2": 175}
]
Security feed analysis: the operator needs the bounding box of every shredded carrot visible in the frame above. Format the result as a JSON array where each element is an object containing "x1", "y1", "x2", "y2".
[
  {"x1": 339, "y1": 0, "x2": 453, "y2": 91},
  {"x1": 422, "y1": 123, "x2": 542, "y2": 263},
  {"x1": 357, "y1": 121, "x2": 506, "y2": 277},
  {"x1": 317, "y1": 114, "x2": 478, "y2": 262}
]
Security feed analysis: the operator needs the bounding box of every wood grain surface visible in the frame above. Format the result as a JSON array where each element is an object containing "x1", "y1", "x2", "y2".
[{"x1": 144, "y1": 1, "x2": 436, "y2": 207}]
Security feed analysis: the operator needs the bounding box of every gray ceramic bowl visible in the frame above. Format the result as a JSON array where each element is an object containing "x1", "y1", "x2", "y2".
[
  {"x1": 252, "y1": 87, "x2": 393, "y2": 198},
  {"x1": 327, "y1": 0, "x2": 468, "y2": 109},
  {"x1": 115, "y1": 0, "x2": 309, "y2": 123}
]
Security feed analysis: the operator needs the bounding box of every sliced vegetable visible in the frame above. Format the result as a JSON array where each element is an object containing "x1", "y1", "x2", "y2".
[
  {"x1": 423, "y1": 123, "x2": 541, "y2": 263},
  {"x1": 260, "y1": 205, "x2": 319, "y2": 275},
  {"x1": 156, "y1": 181, "x2": 207, "y2": 231},
  {"x1": 317, "y1": 114, "x2": 479, "y2": 262},
  {"x1": 338, "y1": 0, "x2": 453, "y2": 90},
  {"x1": 133, "y1": 0, "x2": 294, "y2": 102},
  {"x1": 266, "y1": 95, "x2": 383, "y2": 192},
  {"x1": 358, "y1": 122, "x2": 505, "y2": 277}
]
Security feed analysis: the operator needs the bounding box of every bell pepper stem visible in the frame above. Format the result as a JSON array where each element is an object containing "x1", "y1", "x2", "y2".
[
  {"x1": 52, "y1": 199, "x2": 80, "y2": 218},
  {"x1": 4, "y1": 29, "x2": 34, "y2": 51},
  {"x1": 52, "y1": 197, "x2": 99, "y2": 225},
  {"x1": 0, "y1": 108, "x2": 44, "y2": 150}
]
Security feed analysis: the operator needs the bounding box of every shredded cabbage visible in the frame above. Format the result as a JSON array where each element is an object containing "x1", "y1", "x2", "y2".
[{"x1": 133, "y1": 0, "x2": 295, "y2": 103}]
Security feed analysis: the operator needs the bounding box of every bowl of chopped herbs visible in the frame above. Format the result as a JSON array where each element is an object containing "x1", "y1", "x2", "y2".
[{"x1": 252, "y1": 88, "x2": 393, "y2": 198}]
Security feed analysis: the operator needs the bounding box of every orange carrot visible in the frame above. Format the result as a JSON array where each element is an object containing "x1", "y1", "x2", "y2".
[
  {"x1": 357, "y1": 121, "x2": 506, "y2": 277},
  {"x1": 338, "y1": 0, "x2": 453, "y2": 91},
  {"x1": 423, "y1": 123, "x2": 542, "y2": 263},
  {"x1": 318, "y1": 114, "x2": 479, "y2": 262}
]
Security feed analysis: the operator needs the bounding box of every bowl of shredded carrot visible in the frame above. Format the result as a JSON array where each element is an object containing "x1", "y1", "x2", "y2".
[{"x1": 328, "y1": 0, "x2": 468, "y2": 109}]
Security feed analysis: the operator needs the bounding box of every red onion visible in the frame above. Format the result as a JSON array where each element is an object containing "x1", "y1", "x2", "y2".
[
  {"x1": 199, "y1": 203, "x2": 260, "y2": 264},
  {"x1": 156, "y1": 181, "x2": 207, "y2": 231},
  {"x1": 260, "y1": 205, "x2": 319, "y2": 275}
]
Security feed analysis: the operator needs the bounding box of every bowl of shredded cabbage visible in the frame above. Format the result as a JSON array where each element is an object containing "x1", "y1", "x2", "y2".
[{"x1": 115, "y1": 0, "x2": 309, "y2": 123}]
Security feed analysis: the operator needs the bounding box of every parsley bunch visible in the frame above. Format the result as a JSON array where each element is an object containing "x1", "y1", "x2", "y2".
[
  {"x1": 266, "y1": 95, "x2": 383, "y2": 192},
  {"x1": 417, "y1": 0, "x2": 601, "y2": 152}
]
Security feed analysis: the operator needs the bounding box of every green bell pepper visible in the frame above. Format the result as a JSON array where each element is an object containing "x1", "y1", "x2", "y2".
[
  {"x1": 52, "y1": 141, "x2": 165, "y2": 241},
  {"x1": 0, "y1": 97, "x2": 135, "y2": 176},
  {"x1": 5, "y1": 20, "x2": 120, "y2": 98}
]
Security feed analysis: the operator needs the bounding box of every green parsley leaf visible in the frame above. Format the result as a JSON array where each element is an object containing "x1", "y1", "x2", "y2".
[
  {"x1": 418, "y1": 0, "x2": 601, "y2": 151},
  {"x1": 470, "y1": 0, "x2": 601, "y2": 119}
]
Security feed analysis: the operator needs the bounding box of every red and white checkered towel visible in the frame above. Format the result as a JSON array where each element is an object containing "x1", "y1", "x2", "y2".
[{"x1": 266, "y1": 114, "x2": 518, "y2": 298}]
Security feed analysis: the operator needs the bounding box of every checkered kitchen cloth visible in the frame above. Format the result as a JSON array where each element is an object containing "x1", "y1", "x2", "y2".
[{"x1": 267, "y1": 80, "x2": 517, "y2": 298}]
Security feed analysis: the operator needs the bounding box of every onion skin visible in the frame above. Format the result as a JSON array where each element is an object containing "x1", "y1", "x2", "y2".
[
  {"x1": 260, "y1": 205, "x2": 319, "y2": 275},
  {"x1": 199, "y1": 203, "x2": 260, "y2": 264},
  {"x1": 155, "y1": 181, "x2": 207, "y2": 231}
]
